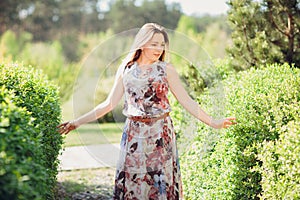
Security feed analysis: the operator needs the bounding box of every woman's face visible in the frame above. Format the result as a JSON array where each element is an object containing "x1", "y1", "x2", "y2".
[{"x1": 141, "y1": 33, "x2": 165, "y2": 63}]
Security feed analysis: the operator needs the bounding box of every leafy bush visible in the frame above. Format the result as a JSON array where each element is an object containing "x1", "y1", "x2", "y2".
[
  {"x1": 176, "y1": 63, "x2": 299, "y2": 199},
  {"x1": 0, "y1": 86, "x2": 47, "y2": 199},
  {"x1": 0, "y1": 62, "x2": 63, "y2": 199},
  {"x1": 256, "y1": 119, "x2": 300, "y2": 199}
]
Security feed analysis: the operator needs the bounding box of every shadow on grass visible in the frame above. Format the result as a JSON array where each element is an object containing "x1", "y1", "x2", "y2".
[
  {"x1": 56, "y1": 167, "x2": 115, "y2": 199},
  {"x1": 55, "y1": 180, "x2": 113, "y2": 200}
]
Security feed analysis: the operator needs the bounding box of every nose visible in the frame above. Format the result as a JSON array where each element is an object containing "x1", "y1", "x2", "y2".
[{"x1": 155, "y1": 46, "x2": 164, "y2": 52}]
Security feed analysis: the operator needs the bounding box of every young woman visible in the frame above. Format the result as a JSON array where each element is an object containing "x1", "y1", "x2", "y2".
[{"x1": 58, "y1": 23, "x2": 236, "y2": 199}]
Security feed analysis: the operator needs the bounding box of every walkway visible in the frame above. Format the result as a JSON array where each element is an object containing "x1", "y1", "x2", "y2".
[{"x1": 58, "y1": 143, "x2": 120, "y2": 171}]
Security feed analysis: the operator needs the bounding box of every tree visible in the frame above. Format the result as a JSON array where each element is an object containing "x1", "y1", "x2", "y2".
[
  {"x1": 0, "y1": 0, "x2": 62, "y2": 41},
  {"x1": 22, "y1": 0, "x2": 59, "y2": 41},
  {"x1": 227, "y1": 0, "x2": 300, "y2": 70},
  {"x1": 0, "y1": 0, "x2": 38, "y2": 34},
  {"x1": 0, "y1": 0, "x2": 108, "y2": 41},
  {"x1": 105, "y1": 0, "x2": 182, "y2": 33},
  {"x1": 140, "y1": 0, "x2": 181, "y2": 30},
  {"x1": 176, "y1": 15, "x2": 198, "y2": 35},
  {"x1": 105, "y1": 0, "x2": 144, "y2": 33}
]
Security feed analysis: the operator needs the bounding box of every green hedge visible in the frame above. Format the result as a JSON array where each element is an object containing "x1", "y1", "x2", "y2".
[
  {"x1": 256, "y1": 120, "x2": 300, "y2": 199},
  {"x1": 0, "y1": 86, "x2": 46, "y2": 199},
  {"x1": 175, "y1": 63, "x2": 300, "y2": 199},
  {"x1": 0, "y1": 63, "x2": 63, "y2": 199}
]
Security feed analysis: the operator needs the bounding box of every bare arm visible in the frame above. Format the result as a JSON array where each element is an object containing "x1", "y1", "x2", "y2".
[
  {"x1": 58, "y1": 75, "x2": 124, "y2": 134},
  {"x1": 166, "y1": 63, "x2": 235, "y2": 129}
]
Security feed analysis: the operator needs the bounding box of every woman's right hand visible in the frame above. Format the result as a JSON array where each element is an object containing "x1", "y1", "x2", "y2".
[{"x1": 57, "y1": 120, "x2": 78, "y2": 135}]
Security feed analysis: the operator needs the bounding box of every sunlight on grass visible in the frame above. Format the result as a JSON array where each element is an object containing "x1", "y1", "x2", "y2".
[
  {"x1": 62, "y1": 123, "x2": 124, "y2": 147},
  {"x1": 57, "y1": 168, "x2": 115, "y2": 199}
]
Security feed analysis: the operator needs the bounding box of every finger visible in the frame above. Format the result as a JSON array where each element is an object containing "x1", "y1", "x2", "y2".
[
  {"x1": 58, "y1": 127, "x2": 67, "y2": 135},
  {"x1": 223, "y1": 120, "x2": 231, "y2": 125},
  {"x1": 225, "y1": 123, "x2": 231, "y2": 128},
  {"x1": 224, "y1": 122, "x2": 230, "y2": 128},
  {"x1": 57, "y1": 124, "x2": 64, "y2": 129},
  {"x1": 58, "y1": 122, "x2": 76, "y2": 135},
  {"x1": 230, "y1": 120, "x2": 237, "y2": 125},
  {"x1": 58, "y1": 125, "x2": 69, "y2": 135},
  {"x1": 57, "y1": 122, "x2": 68, "y2": 128},
  {"x1": 228, "y1": 120, "x2": 235, "y2": 125},
  {"x1": 60, "y1": 129, "x2": 70, "y2": 135},
  {"x1": 223, "y1": 120, "x2": 234, "y2": 128},
  {"x1": 63, "y1": 125, "x2": 74, "y2": 134},
  {"x1": 226, "y1": 117, "x2": 236, "y2": 121},
  {"x1": 227, "y1": 118, "x2": 237, "y2": 125},
  {"x1": 63, "y1": 129, "x2": 70, "y2": 135},
  {"x1": 64, "y1": 124, "x2": 70, "y2": 129}
]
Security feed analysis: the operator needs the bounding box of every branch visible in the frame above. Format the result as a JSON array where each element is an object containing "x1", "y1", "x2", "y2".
[
  {"x1": 241, "y1": 18, "x2": 257, "y2": 66},
  {"x1": 267, "y1": 2, "x2": 288, "y2": 37}
]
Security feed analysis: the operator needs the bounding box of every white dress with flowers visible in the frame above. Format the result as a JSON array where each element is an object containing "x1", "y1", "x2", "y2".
[{"x1": 113, "y1": 61, "x2": 183, "y2": 200}]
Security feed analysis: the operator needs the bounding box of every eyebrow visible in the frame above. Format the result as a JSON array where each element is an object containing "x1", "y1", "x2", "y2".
[{"x1": 151, "y1": 41, "x2": 165, "y2": 44}]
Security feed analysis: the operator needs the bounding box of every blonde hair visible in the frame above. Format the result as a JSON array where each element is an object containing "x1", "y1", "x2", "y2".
[{"x1": 116, "y1": 23, "x2": 169, "y2": 78}]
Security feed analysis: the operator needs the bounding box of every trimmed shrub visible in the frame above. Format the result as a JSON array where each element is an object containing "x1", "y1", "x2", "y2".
[
  {"x1": 0, "y1": 62, "x2": 63, "y2": 199},
  {"x1": 176, "y1": 63, "x2": 299, "y2": 199},
  {"x1": 0, "y1": 86, "x2": 46, "y2": 199},
  {"x1": 256, "y1": 119, "x2": 300, "y2": 199}
]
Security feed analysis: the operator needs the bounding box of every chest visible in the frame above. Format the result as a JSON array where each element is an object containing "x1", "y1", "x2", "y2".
[{"x1": 123, "y1": 62, "x2": 169, "y2": 96}]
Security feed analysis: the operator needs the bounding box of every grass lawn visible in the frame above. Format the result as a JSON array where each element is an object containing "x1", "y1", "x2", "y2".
[
  {"x1": 56, "y1": 167, "x2": 115, "y2": 199},
  {"x1": 62, "y1": 122, "x2": 124, "y2": 147}
]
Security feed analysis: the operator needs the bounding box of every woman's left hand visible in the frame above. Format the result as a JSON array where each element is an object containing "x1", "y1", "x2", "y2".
[{"x1": 211, "y1": 117, "x2": 237, "y2": 129}]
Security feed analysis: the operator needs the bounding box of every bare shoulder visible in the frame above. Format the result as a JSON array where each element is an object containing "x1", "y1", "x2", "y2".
[
  {"x1": 165, "y1": 62, "x2": 174, "y2": 69},
  {"x1": 165, "y1": 62, "x2": 178, "y2": 77}
]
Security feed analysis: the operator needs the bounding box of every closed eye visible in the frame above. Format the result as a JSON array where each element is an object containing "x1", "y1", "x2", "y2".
[{"x1": 150, "y1": 43, "x2": 165, "y2": 49}]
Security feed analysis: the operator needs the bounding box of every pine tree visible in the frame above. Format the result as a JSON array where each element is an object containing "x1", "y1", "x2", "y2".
[{"x1": 227, "y1": 0, "x2": 300, "y2": 70}]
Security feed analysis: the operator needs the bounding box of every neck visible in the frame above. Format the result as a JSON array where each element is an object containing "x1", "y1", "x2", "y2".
[{"x1": 136, "y1": 56, "x2": 157, "y2": 66}]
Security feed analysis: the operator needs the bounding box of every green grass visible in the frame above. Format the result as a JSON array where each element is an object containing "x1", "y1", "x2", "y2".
[
  {"x1": 56, "y1": 168, "x2": 115, "y2": 199},
  {"x1": 62, "y1": 123, "x2": 124, "y2": 147}
]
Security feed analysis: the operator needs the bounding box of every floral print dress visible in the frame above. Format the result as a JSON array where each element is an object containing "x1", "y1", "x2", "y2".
[{"x1": 113, "y1": 61, "x2": 183, "y2": 200}]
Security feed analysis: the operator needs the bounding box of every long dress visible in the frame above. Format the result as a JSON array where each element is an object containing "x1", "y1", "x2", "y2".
[{"x1": 113, "y1": 61, "x2": 183, "y2": 200}]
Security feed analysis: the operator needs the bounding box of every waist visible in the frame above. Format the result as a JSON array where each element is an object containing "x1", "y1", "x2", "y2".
[{"x1": 128, "y1": 112, "x2": 170, "y2": 123}]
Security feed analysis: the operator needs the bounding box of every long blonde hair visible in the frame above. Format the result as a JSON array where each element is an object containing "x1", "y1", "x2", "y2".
[{"x1": 116, "y1": 23, "x2": 169, "y2": 78}]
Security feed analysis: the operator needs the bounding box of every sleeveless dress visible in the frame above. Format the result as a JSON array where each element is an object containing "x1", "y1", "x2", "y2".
[{"x1": 113, "y1": 61, "x2": 183, "y2": 200}]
